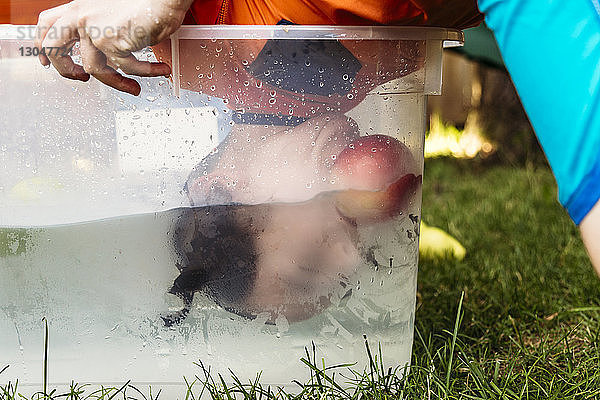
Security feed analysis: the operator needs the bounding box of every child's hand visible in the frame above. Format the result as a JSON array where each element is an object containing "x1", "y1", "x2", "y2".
[{"x1": 33, "y1": 0, "x2": 193, "y2": 95}]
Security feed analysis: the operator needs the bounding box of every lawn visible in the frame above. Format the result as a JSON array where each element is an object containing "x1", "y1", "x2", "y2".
[
  {"x1": 2, "y1": 158, "x2": 600, "y2": 399},
  {"x1": 413, "y1": 158, "x2": 600, "y2": 398}
]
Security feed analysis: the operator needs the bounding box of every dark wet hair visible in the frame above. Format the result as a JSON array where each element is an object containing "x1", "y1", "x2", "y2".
[{"x1": 163, "y1": 204, "x2": 260, "y2": 327}]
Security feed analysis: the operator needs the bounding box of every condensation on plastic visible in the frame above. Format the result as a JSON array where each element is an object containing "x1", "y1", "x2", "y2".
[
  {"x1": 0, "y1": 25, "x2": 462, "y2": 227},
  {"x1": 0, "y1": 25, "x2": 462, "y2": 390}
]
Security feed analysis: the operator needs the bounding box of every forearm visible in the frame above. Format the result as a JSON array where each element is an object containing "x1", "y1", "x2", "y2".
[
  {"x1": 156, "y1": 0, "x2": 196, "y2": 32},
  {"x1": 581, "y1": 201, "x2": 600, "y2": 274}
]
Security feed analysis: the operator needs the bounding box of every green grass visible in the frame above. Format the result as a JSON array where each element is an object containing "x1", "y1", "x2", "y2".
[
  {"x1": 413, "y1": 158, "x2": 600, "y2": 398},
  {"x1": 2, "y1": 158, "x2": 600, "y2": 399}
]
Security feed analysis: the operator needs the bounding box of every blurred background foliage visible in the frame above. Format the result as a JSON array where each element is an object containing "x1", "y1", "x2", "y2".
[{"x1": 426, "y1": 24, "x2": 547, "y2": 166}]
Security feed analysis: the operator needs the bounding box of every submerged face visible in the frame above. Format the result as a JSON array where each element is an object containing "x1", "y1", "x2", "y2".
[
  {"x1": 170, "y1": 114, "x2": 420, "y2": 323},
  {"x1": 186, "y1": 114, "x2": 361, "y2": 205}
]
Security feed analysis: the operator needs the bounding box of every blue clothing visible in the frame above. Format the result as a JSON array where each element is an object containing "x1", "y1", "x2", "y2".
[{"x1": 478, "y1": 0, "x2": 600, "y2": 224}]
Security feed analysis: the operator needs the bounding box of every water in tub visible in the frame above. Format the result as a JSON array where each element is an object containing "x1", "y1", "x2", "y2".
[
  {"x1": 0, "y1": 205, "x2": 419, "y2": 387},
  {"x1": 0, "y1": 114, "x2": 420, "y2": 388}
]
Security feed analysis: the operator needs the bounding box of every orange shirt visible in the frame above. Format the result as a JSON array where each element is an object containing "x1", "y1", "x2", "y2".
[
  {"x1": 0, "y1": 0, "x2": 482, "y2": 28},
  {"x1": 189, "y1": 0, "x2": 482, "y2": 28},
  {"x1": 152, "y1": 36, "x2": 425, "y2": 119},
  {"x1": 0, "y1": 0, "x2": 67, "y2": 24},
  {"x1": 2, "y1": 0, "x2": 483, "y2": 120},
  {"x1": 155, "y1": 0, "x2": 483, "y2": 120}
]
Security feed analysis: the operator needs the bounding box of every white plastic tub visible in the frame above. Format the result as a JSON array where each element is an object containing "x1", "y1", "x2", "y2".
[{"x1": 0, "y1": 25, "x2": 462, "y2": 392}]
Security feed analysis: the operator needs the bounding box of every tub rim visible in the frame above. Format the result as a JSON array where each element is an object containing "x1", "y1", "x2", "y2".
[
  {"x1": 0, "y1": 24, "x2": 464, "y2": 47},
  {"x1": 176, "y1": 25, "x2": 463, "y2": 47}
]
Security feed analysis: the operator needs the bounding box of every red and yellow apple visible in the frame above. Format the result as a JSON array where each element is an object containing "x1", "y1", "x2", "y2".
[{"x1": 333, "y1": 134, "x2": 421, "y2": 222}]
